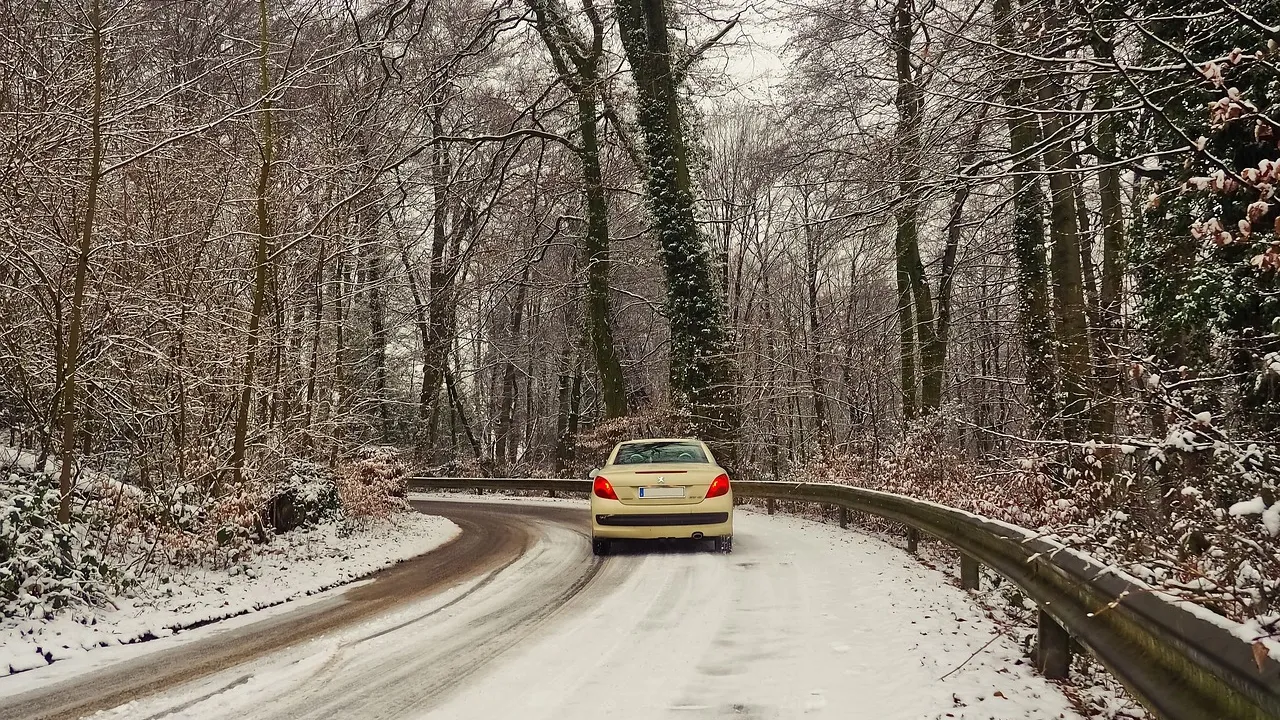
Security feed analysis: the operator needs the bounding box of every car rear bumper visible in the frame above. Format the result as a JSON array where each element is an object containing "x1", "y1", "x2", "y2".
[
  {"x1": 595, "y1": 512, "x2": 729, "y2": 526},
  {"x1": 590, "y1": 495, "x2": 733, "y2": 540},
  {"x1": 591, "y1": 519, "x2": 732, "y2": 540}
]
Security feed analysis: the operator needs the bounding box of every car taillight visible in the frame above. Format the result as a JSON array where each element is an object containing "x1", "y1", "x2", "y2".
[
  {"x1": 593, "y1": 476, "x2": 618, "y2": 500},
  {"x1": 706, "y1": 473, "x2": 730, "y2": 499}
]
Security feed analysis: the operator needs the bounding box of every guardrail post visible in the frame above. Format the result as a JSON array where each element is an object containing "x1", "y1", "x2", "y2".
[
  {"x1": 548, "y1": 489, "x2": 556, "y2": 499},
  {"x1": 960, "y1": 554, "x2": 980, "y2": 590},
  {"x1": 1035, "y1": 609, "x2": 1072, "y2": 679},
  {"x1": 476, "y1": 487, "x2": 485, "y2": 495},
  {"x1": 906, "y1": 528, "x2": 919, "y2": 554},
  {"x1": 839, "y1": 506, "x2": 849, "y2": 529},
  {"x1": 766, "y1": 498, "x2": 776, "y2": 515}
]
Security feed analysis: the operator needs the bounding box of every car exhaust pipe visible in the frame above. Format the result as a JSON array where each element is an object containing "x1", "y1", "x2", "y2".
[{"x1": 691, "y1": 532, "x2": 704, "y2": 540}]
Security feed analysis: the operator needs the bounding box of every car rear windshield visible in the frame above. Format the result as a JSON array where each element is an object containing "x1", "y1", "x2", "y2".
[{"x1": 614, "y1": 441, "x2": 707, "y2": 464}]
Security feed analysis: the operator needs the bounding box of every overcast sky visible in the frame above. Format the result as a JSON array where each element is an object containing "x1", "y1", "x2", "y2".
[{"x1": 697, "y1": 2, "x2": 791, "y2": 105}]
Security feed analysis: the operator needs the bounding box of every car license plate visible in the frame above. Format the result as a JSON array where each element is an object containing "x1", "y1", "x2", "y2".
[{"x1": 639, "y1": 486, "x2": 685, "y2": 498}]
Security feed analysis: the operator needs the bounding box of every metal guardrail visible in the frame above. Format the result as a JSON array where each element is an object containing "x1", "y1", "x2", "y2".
[
  {"x1": 409, "y1": 476, "x2": 592, "y2": 495},
  {"x1": 407, "y1": 476, "x2": 1280, "y2": 720}
]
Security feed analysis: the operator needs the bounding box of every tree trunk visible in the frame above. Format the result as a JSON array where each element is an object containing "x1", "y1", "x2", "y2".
[
  {"x1": 896, "y1": 243, "x2": 918, "y2": 421},
  {"x1": 330, "y1": 246, "x2": 349, "y2": 466},
  {"x1": 529, "y1": 0, "x2": 628, "y2": 419},
  {"x1": 1089, "y1": 25, "x2": 1127, "y2": 447},
  {"x1": 994, "y1": 0, "x2": 1058, "y2": 434},
  {"x1": 891, "y1": 0, "x2": 942, "y2": 416},
  {"x1": 495, "y1": 268, "x2": 531, "y2": 469},
  {"x1": 302, "y1": 235, "x2": 325, "y2": 442},
  {"x1": 930, "y1": 118, "x2": 986, "y2": 416},
  {"x1": 578, "y1": 90, "x2": 629, "y2": 419},
  {"x1": 229, "y1": 0, "x2": 276, "y2": 492},
  {"x1": 932, "y1": 175, "x2": 968, "y2": 389},
  {"x1": 400, "y1": 239, "x2": 434, "y2": 457},
  {"x1": 362, "y1": 219, "x2": 390, "y2": 437},
  {"x1": 553, "y1": 341, "x2": 584, "y2": 473},
  {"x1": 615, "y1": 0, "x2": 738, "y2": 448},
  {"x1": 1074, "y1": 180, "x2": 1101, "y2": 331},
  {"x1": 1036, "y1": 0, "x2": 1094, "y2": 443},
  {"x1": 1040, "y1": 77, "x2": 1092, "y2": 440},
  {"x1": 416, "y1": 109, "x2": 460, "y2": 453},
  {"x1": 805, "y1": 224, "x2": 830, "y2": 452},
  {"x1": 57, "y1": 0, "x2": 106, "y2": 522},
  {"x1": 446, "y1": 366, "x2": 482, "y2": 463}
]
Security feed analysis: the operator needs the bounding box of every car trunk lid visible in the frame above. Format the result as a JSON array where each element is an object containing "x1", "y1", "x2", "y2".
[{"x1": 600, "y1": 464, "x2": 723, "y2": 506}]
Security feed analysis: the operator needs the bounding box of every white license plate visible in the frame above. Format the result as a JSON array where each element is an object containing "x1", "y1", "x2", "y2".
[{"x1": 638, "y1": 486, "x2": 685, "y2": 498}]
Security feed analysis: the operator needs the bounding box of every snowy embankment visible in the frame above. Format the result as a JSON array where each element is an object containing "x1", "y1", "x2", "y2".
[{"x1": 0, "y1": 511, "x2": 458, "y2": 676}]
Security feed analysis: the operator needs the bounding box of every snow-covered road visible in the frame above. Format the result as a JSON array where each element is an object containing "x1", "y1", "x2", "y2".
[
  {"x1": 426, "y1": 504, "x2": 1081, "y2": 720},
  {"x1": 19, "y1": 498, "x2": 1082, "y2": 719}
]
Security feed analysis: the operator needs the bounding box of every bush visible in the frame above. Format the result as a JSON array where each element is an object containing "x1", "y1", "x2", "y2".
[
  {"x1": 261, "y1": 461, "x2": 341, "y2": 533},
  {"x1": 337, "y1": 446, "x2": 408, "y2": 520},
  {"x1": 0, "y1": 467, "x2": 116, "y2": 619},
  {"x1": 1066, "y1": 418, "x2": 1280, "y2": 621},
  {"x1": 575, "y1": 405, "x2": 694, "y2": 475},
  {"x1": 790, "y1": 417, "x2": 1071, "y2": 531}
]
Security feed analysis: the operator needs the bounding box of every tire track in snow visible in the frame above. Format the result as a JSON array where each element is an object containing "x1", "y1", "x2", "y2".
[
  {"x1": 257, "y1": 521, "x2": 608, "y2": 720},
  {"x1": 420, "y1": 508, "x2": 1083, "y2": 720},
  {"x1": 425, "y1": 537, "x2": 737, "y2": 720},
  {"x1": 27, "y1": 499, "x2": 1087, "y2": 720},
  {"x1": 0, "y1": 500, "x2": 584, "y2": 720}
]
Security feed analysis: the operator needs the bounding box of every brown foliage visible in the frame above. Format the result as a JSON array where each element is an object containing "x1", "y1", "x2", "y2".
[{"x1": 336, "y1": 446, "x2": 409, "y2": 521}]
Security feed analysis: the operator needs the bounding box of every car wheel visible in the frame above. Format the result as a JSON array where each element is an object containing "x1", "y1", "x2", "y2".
[
  {"x1": 592, "y1": 538, "x2": 610, "y2": 556},
  {"x1": 715, "y1": 536, "x2": 733, "y2": 554}
]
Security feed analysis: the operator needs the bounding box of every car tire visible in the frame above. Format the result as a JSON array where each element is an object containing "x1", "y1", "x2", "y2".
[
  {"x1": 715, "y1": 536, "x2": 733, "y2": 554},
  {"x1": 592, "y1": 538, "x2": 610, "y2": 556}
]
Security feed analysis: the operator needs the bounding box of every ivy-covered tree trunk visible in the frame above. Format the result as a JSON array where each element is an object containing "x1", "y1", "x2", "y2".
[
  {"x1": 994, "y1": 0, "x2": 1058, "y2": 434},
  {"x1": 578, "y1": 90, "x2": 630, "y2": 419},
  {"x1": 615, "y1": 0, "x2": 738, "y2": 446}
]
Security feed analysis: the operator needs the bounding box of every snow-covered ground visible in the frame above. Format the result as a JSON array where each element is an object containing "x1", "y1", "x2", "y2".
[
  {"x1": 85, "y1": 497, "x2": 1082, "y2": 719},
  {"x1": 0, "y1": 511, "x2": 459, "y2": 678}
]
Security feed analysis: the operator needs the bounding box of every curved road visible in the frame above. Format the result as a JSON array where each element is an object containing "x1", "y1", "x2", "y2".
[{"x1": 1, "y1": 498, "x2": 1082, "y2": 720}]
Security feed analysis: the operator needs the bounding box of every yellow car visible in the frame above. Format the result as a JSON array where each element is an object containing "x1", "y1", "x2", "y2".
[{"x1": 589, "y1": 438, "x2": 733, "y2": 555}]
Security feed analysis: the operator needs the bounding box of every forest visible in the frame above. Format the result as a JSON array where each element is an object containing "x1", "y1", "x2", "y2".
[{"x1": 1, "y1": 0, "x2": 1278, "y2": 633}]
